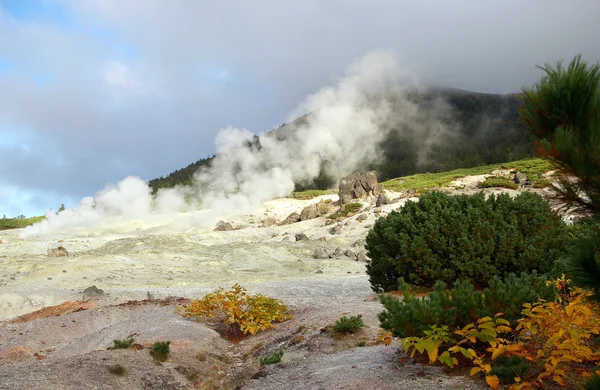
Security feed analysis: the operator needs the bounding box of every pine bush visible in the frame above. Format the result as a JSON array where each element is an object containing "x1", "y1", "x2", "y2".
[
  {"x1": 366, "y1": 191, "x2": 569, "y2": 292},
  {"x1": 378, "y1": 273, "x2": 556, "y2": 337}
]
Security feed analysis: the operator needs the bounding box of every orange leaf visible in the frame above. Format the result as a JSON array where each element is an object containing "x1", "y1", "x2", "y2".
[{"x1": 485, "y1": 375, "x2": 500, "y2": 390}]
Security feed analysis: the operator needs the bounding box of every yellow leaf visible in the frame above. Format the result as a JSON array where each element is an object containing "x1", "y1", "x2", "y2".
[
  {"x1": 470, "y1": 367, "x2": 483, "y2": 376},
  {"x1": 485, "y1": 374, "x2": 500, "y2": 390},
  {"x1": 552, "y1": 375, "x2": 566, "y2": 386},
  {"x1": 483, "y1": 364, "x2": 492, "y2": 373},
  {"x1": 491, "y1": 347, "x2": 504, "y2": 361},
  {"x1": 477, "y1": 316, "x2": 493, "y2": 324},
  {"x1": 494, "y1": 312, "x2": 504, "y2": 318}
]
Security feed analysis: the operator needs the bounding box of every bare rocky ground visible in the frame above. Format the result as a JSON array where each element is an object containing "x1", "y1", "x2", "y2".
[{"x1": 0, "y1": 183, "x2": 548, "y2": 389}]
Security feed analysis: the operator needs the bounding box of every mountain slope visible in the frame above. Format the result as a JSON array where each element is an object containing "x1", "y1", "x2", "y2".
[{"x1": 148, "y1": 88, "x2": 534, "y2": 193}]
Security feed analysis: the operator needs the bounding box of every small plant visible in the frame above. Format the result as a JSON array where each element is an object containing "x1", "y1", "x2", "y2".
[
  {"x1": 111, "y1": 338, "x2": 135, "y2": 349},
  {"x1": 259, "y1": 350, "x2": 284, "y2": 365},
  {"x1": 150, "y1": 341, "x2": 171, "y2": 362},
  {"x1": 357, "y1": 340, "x2": 367, "y2": 347},
  {"x1": 332, "y1": 314, "x2": 364, "y2": 334},
  {"x1": 108, "y1": 364, "x2": 126, "y2": 375},
  {"x1": 177, "y1": 284, "x2": 291, "y2": 340}
]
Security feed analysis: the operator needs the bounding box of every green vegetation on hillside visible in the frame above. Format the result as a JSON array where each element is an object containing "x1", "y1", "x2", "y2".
[
  {"x1": 381, "y1": 157, "x2": 554, "y2": 192},
  {"x1": 0, "y1": 215, "x2": 45, "y2": 231},
  {"x1": 290, "y1": 189, "x2": 337, "y2": 199}
]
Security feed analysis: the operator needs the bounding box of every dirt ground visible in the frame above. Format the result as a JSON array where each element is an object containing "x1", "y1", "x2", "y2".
[{"x1": 0, "y1": 186, "x2": 546, "y2": 389}]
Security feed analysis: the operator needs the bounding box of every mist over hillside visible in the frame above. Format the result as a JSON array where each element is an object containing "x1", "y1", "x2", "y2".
[{"x1": 149, "y1": 87, "x2": 533, "y2": 193}]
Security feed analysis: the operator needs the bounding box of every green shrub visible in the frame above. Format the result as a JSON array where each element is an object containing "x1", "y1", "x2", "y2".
[
  {"x1": 584, "y1": 375, "x2": 600, "y2": 390},
  {"x1": 532, "y1": 178, "x2": 550, "y2": 188},
  {"x1": 259, "y1": 350, "x2": 284, "y2": 365},
  {"x1": 150, "y1": 341, "x2": 171, "y2": 362},
  {"x1": 107, "y1": 364, "x2": 126, "y2": 375},
  {"x1": 366, "y1": 191, "x2": 569, "y2": 292},
  {"x1": 111, "y1": 338, "x2": 134, "y2": 349},
  {"x1": 378, "y1": 273, "x2": 556, "y2": 338},
  {"x1": 327, "y1": 202, "x2": 363, "y2": 219},
  {"x1": 344, "y1": 203, "x2": 362, "y2": 213},
  {"x1": 332, "y1": 314, "x2": 364, "y2": 334},
  {"x1": 490, "y1": 355, "x2": 532, "y2": 385},
  {"x1": 479, "y1": 177, "x2": 519, "y2": 189}
]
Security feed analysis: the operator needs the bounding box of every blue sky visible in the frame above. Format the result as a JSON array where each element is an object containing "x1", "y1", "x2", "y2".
[{"x1": 1, "y1": 0, "x2": 599, "y2": 218}]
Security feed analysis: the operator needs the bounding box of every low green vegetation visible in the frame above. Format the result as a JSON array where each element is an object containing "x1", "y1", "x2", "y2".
[
  {"x1": 107, "y1": 364, "x2": 126, "y2": 376},
  {"x1": 0, "y1": 215, "x2": 44, "y2": 231},
  {"x1": 259, "y1": 350, "x2": 284, "y2": 366},
  {"x1": 479, "y1": 177, "x2": 518, "y2": 189},
  {"x1": 381, "y1": 158, "x2": 554, "y2": 192},
  {"x1": 366, "y1": 191, "x2": 569, "y2": 292},
  {"x1": 150, "y1": 341, "x2": 171, "y2": 362},
  {"x1": 332, "y1": 314, "x2": 364, "y2": 335},
  {"x1": 378, "y1": 273, "x2": 556, "y2": 338},
  {"x1": 111, "y1": 338, "x2": 135, "y2": 350},
  {"x1": 291, "y1": 189, "x2": 337, "y2": 199},
  {"x1": 327, "y1": 202, "x2": 363, "y2": 219}
]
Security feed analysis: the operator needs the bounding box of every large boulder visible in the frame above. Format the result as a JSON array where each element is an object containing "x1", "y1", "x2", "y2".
[
  {"x1": 300, "y1": 199, "x2": 332, "y2": 221},
  {"x1": 279, "y1": 212, "x2": 301, "y2": 226},
  {"x1": 338, "y1": 172, "x2": 382, "y2": 204},
  {"x1": 214, "y1": 221, "x2": 234, "y2": 231},
  {"x1": 376, "y1": 192, "x2": 390, "y2": 207}
]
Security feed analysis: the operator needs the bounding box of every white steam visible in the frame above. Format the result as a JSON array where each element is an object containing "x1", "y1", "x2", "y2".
[{"x1": 21, "y1": 50, "x2": 451, "y2": 237}]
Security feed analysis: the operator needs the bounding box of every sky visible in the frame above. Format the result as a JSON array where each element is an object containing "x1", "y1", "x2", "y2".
[{"x1": 0, "y1": 0, "x2": 599, "y2": 217}]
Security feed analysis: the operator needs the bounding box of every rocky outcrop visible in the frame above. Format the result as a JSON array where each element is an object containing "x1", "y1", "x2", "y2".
[
  {"x1": 214, "y1": 221, "x2": 234, "y2": 231},
  {"x1": 295, "y1": 233, "x2": 310, "y2": 241},
  {"x1": 300, "y1": 200, "x2": 332, "y2": 220},
  {"x1": 47, "y1": 246, "x2": 68, "y2": 257},
  {"x1": 338, "y1": 172, "x2": 382, "y2": 204},
  {"x1": 259, "y1": 218, "x2": 278, "y2": 227},
  {"x1": 513, "y1": 172, "x2": 528, "y2": 184},
  {"x1": 376, "y1": 192, "x2": 390, "y2": 207},
  {"x1": 83, "y1": 285, "x2": 105, "y2": 300},
  {"x1": 279, "y1": 212, "x2": 301, "y2": 226}
]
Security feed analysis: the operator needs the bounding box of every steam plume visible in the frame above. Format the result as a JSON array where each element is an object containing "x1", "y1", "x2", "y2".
[{"x1": 21, "y1": 50, "x2": 452, "y2": 237}]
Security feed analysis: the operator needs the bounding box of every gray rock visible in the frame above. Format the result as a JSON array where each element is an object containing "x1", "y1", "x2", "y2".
[
  {"x1": 324, "y1": 219, "x2": 335, "y2": 226},
  {"x1": 344, "y1": 249, "x2": 355, "y2": 259},
  {"x1": 338, "y1": 171, "x2": 382, "y2": 205},
  {"x1": 259, "y1": 218, "x2": 278, "y2": 227},
  {"x1": 356, "y1": 213, "x2": 368, "y2": 222},
  {"x1": 82, "y1": 285, "x2": 105, "y2": 300},
  {"x1": 328, "y1": 225, "x2": 342, "y2": 235},
  {"x1": 279, "y1": 212, "x2": 301, "y2": 225},
  {"x1": 356, "y1": 251, "x2": 370, "y2": 262},
  {"x1": 300, "y1": 199, "x2": 332, "y2": 221},
  {"x1": 333, "y1": 247, "x2": 344, "y2": 257},
  {"x1": 295, "y1": 233, "x2": 310, "y2": 241},
  {"x1": 47, "y1": 246, "x2": 68, "y2": 257},
  {"x1": 313, "y1": 248, "x2": 330, "y2": 259},
  {"x1": 376, "y1": 192, "x2": 390, "y2": 207},
  {"x1": 213, "y1": 221, "x2": 234, "y2": 231},
  {"x1": 353, "y1": 239, "x2": 366, "y2": 248},
  {"x1": 513, "y1": 172, "x2": 528, "y2": 184}
]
